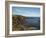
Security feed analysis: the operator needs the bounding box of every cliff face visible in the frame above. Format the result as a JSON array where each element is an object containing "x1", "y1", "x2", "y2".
[{"x1": 12, "y1": 15, "x2": 27, "y2": 31}]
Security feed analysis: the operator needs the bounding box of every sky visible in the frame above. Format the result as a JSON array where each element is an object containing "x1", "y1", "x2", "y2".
[{"x1": 12, "y1": 7, "x2": 40, "y2": 17}]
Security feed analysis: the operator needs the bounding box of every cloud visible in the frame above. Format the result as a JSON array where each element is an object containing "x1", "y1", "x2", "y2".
[{"x1": 12, "y1": 7, "x2": 40, "y2": 17}]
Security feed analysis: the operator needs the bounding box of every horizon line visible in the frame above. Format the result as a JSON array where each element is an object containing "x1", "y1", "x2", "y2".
[{"x1": 12, "y1": 15, "x2": 40, "y2": 17}]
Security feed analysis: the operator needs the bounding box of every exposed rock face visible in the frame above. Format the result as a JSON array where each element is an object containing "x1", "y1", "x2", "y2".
[{"x1": 12, "y1": 15, "x2": 27, "y2": 31}]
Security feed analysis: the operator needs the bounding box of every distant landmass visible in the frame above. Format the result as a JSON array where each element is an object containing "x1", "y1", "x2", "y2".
[{"x1": 12, "y1": 15, "x2": 40, "y2": 31}]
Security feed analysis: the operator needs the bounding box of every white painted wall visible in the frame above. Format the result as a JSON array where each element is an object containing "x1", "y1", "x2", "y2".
[{"x1": 0, "y1": 0, "x2": 46, "y2": 38}]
